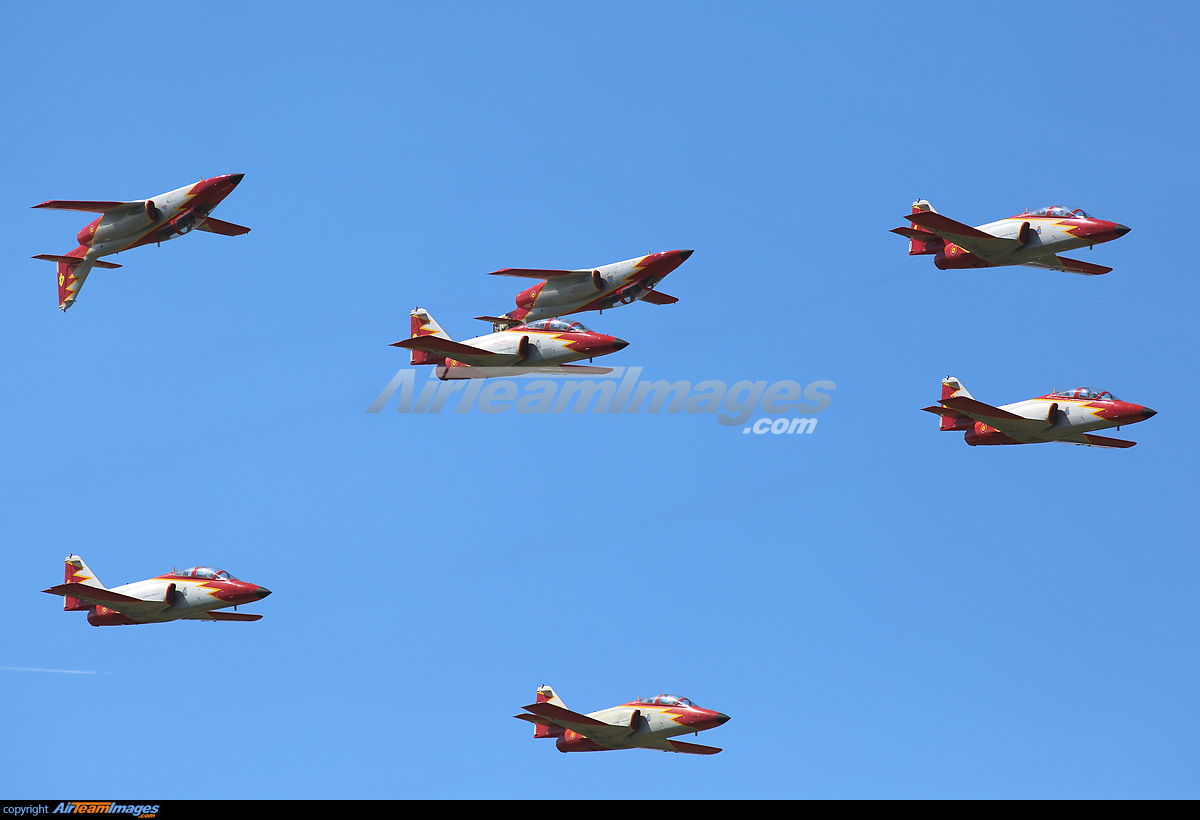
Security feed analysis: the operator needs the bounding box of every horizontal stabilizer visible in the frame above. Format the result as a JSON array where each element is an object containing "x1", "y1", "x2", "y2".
[
  {"x1": 890, "y1": 226, "x2": 941, "y2": 241},
  {"x1": 666, "y1": 740, "x2": 723, "y2": 755},
  {"x1": 391, "y1": 336, "x2": 497, "y2": 358},
  {"x1": 1023, "y1": 255, "x2": 1112, "y2": 276},
  {"x1": 185, "y1": 611, "x2": 264, "y2": 621},
  {"x1": 198, "y1": 217, "x2": 251, "y2": 236},
  {"x1": 33, "y1": 254, "x2": 121, "y2": 269},
  {"x1": 474, "y1": 315, "x2": 517, "y2": 325},
  {"x1": 487, "y1": 268, "x2": 581, "y2": 279},
  {"x1": 1059, "y1": 433, "x2": 1137, "y2": 449},
  {"x1": 921, "y1": 405, "x2": 960, "y2": 417},
  {"x1": 41, "y1": 584, "x2": 144, "y2": 605},
  {"x1": 640, "y1": 290, "x2": 678, "y2": 305},
  {"x1": 32, "y1": 200, "x2": 135, "y2": 213},
  {"x1": 906, "y1": 210, "x2": 997, "y2": 239},
  {"x1": 939, "y1": 396, "x2": 1027, "y2": 421}
]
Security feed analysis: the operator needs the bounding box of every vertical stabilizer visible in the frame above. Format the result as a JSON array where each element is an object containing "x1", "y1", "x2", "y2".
[
  {"x1": 61, "y1": 555, "x2": 105, "y2": 611},
  {"x1": 906, "y1": 200, "x2": 943, "y2": 256},
  {"x1": 408, "y1": 308, "x2": 449, "y2": 366},
  {"x1": 533, "y1": 685, "x2": 567, "y2": 738},
  {"x1": 938, "y1": 376, "x2": 974, "y2": 431}
]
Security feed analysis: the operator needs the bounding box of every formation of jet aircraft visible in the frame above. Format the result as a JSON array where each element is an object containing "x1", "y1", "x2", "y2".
[
  {"x1": 892, "y1": 200, "x2": 1130, "y2": 275},
  {"x1": 32, "y1": 174, "x2": 249, "y2": 310},
  {"x1": 29, "y1": 175, "x2": 1161, "y2": 759},
  {"x1": 393, "y1": 307, "x2": 629, "y2": 380},
  {"x1": 477, "y1": 249, "x2": 693, "y2": 332},
  {"x1": 42, "y1": 555, "x2": 271, "y2": 626},
  {"x1": 923, "y1": 377, "x2": 1156, "y2": 449},
  {"x1": 515, "y1": 686, "x2": 731, "y2": 755}
]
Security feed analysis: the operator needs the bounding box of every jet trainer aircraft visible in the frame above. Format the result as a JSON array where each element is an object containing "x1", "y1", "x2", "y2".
[
  {"x1": 892, "y1": 200, "x2": 1129, "y2": 275},
  {"x1": 923, "y1": 377, "x2": 1156, "y2": 448},
  {"x1": 515, "y1": 685, "x2": 731, "y2": 755},
  {"x1": 477, "y1": 249, "x2": 693, "y2": 331},
  {"x1": 32, "y1": 174, "x2": 249, "y2": 310},
  {"x1": 393, "y1": 307, "x2": 629, "y2": 380},
  {"x1": 43, "y1": 555, "x2": 271, "y2": 626}
]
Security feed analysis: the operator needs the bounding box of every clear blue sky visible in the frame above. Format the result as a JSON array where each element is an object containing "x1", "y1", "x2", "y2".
[{"x1": 2, "y1": 1, "x2": 1198, "y2": 798}]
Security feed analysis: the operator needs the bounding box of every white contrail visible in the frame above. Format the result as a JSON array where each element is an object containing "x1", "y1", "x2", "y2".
[{"x1": 0, "y1": 666, "x2": 104, "y2": 675}]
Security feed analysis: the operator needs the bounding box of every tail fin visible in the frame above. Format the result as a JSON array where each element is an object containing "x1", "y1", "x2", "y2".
[
  {"x1": 408, "y1": 307, "x2": 450, "y2": 366},
  {"x1": 937, "y1": 376, "x2": 974, "y2": 431},
  {"x1": 905, "y1": 200, "x2": 943, "y2": 256},
  {"x1": 61, "y1": 555, "x2": 105, "y2": 612},
  {"x1": 33, "y1": 247, "x2": 91, "y2": 311},
  {"x1": 532, "y1": 685, "x2": 567, "y2": 738}
]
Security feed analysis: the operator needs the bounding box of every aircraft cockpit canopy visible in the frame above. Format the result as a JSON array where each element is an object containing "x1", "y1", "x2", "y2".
[
  {"x1": 635, "y1": 694, "x2": 696, "y2": 708},
  {"x1": 519, "y1": 318, "x2": 592, "y2": 333},
  {"x1": 175, "y1": 566, "x2": 237, "y2": 580},
  {"x1": 1050, "y1": 387, "x2": 1118, "y2": 401},
  {"x1": 1026, "y1": 206, "x2": 1092, "y2": 219}
]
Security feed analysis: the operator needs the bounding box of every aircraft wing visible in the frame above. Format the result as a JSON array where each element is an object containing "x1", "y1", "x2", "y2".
[
  {"x1": 197, "y1": 217, "x2": 251, "y2": 236},
  {"x1": 1054, "y1": 433, "x2": 1137, "y2": 449},
  {"x1": 1022, "y1": 255, "x2": 1112, "y2": 276},
  {"x1": 639, "y1": 738, "x2": 723, "y2": 755},
  {"x1": 32, "y1": 200, "x2": 142, "y2": 214},
  {"x1": 487, "y1": 268, "x2": 589, "y2": 280},
  {"x1": 183, "y1": 611, "x2": 264, "y2": 621},
  {"x1": 905, "y1": 211, "x2": 1019, "y2": 257},
  {"x1": 938, "y1": 396, "x2": 1049, "y2": 435},
  {"x1": 436, "y1": 364, "x2": 613, "y2": 380},
  {"x1": 639, "y1": 290, "x2": 678, "y2": 305},
  {"x1": 516, "y1": 702, "x2": 632, "y2": 742},
  {"x1": 41, "y1": 584, "x2": 165, "y2": 615},
  {"x1": 391, "y1": 336, "x2": 499, "y2": 367}
]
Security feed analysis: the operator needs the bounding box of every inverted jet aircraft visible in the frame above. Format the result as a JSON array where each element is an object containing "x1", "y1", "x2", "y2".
[
  {"x1": 891, "y1": 200, "x2": 1129, "y2": 275},
  {"x1": 478, "y1": 250, "x2": 693, "y2": 331},
  {"x1": 393, "y1": 307, "x2": 629, "y2": 380},
  {"x1": 923, "y1": 376, "x2": 1156, "y2": 448},
  {"x1": 32, "y1": 174, "x2": 249, "y2": 310},
  {"x1": 515, "y1": 685, "x2": 731, "y2": 755},
  {"x1": 43, "y1": 555, "x2": 271, "y2": 626}
]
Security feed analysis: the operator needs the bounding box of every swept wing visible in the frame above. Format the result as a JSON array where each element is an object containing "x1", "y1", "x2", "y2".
[
  {"x1": 42, "y1": 584, "x2": 165, "y2": 616},
  {"x1": 1022, "y1": 255, "x2": 1111, "y2": 276},
  {"x1": 905, "y1": 210, "x2": 1019, "y2": 257},
  {"x1": 197, "y1": 217, "x2": 251, "y2": 236},
  {"x1": 639, "y1": 738, "x2": 723, "y2": 755},
  {"x1": 1055, "y1": 433, "x2": 1137, "y2": 449},
  {"x1": 937, "y1": 395, "x2": 1049, "y2": 436},
  {"x1": 31, "y1": 200, "x2": 142, "y2": 214},
  {"x1": 515, "y1": 702, "x2": 632, "y2": 743},
  {"x1": 391, "y1": 336, "x2": 499, "y2": 367}
]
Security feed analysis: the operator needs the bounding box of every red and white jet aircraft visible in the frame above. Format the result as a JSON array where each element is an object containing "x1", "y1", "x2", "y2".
[
  {"x1": 892, "y1": 200, "x2": 1130, "y2": 275},
  {"x1": 923, "y1": 377, "x2": 1157, "y2": 448},
  {"x1": 42, "y1": 555, "x2": 271, "y2": 626},
  {"x1": 478, "y1": 249, "x2": 693, "y2": 331},
  {"x1": 515, "y1": 686, "x2": 731, "y2": 755},
  {"x1": 393, "y1": 307, "x2": 629, "y2": 380},
  {"x1": 32, "y1": 174, "x2": 249, "y2": 310}
]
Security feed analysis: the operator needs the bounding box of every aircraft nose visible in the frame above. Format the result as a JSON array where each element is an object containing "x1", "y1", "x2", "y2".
[
  {"x1": 1141, "y1": 407, "x2": 1157, "y2": 419},
  {"x1": 714, "y1": 712, "x2": 731, "y2": 725},
  {"x1": 228, "y1": 173, "x2": 245, "y2": 185},
  {"x1": 678, "y1": 249, "x2": 694, "y2": 261},
  {"x1": 612, "y1": 338, "x2": 629, "y2": 351},
  {"x1": 255, "y1": 586, "x2": 272, "y2": 599},
  {"x1": 1114, "y1": 223, "x2": 1131, "y2": 237}
]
